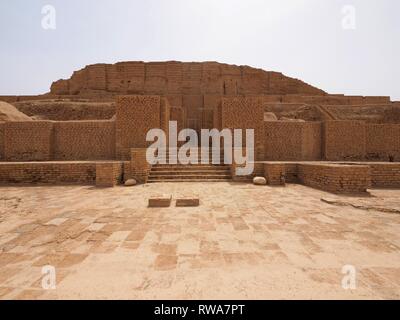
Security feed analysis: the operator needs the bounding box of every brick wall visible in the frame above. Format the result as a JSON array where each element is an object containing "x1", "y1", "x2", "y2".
[
  {"x1": 160, "y1": 98, "x2": 171, "y2": 140},
  {"x1": 170, "y1": 107, "x2": 185, "y2": 133},
  {"x1": 96, "y1": 162, "x2": 123, "y2": 187},
  {"x1": 221, "y1": 97, "x2": 264, "y2": 160},
  {"x1": 284, "y1": 163, "x2": 299, "y2": 183},
  {"x1": 264, "y1": 163, "x2": 286, "y2": 185},
  {"x1": 0, "y1": 162, "x2": 96, "y2": 184},
  {"x1": 366, "y1": 124, "x2": 400, "y2": 161},
  {"x1": 264, "y1": 122, "x2": 302, "y2": 160},
  {"x1": 302, "y1": 122, "x2": 322, "y2": 160},
  {"x1": 4, "y1": 121, "x2": 54, "y2": 161},
  {"x1": 264, "y1": 122, "x2": 322, "y2": 161},
  {"x1": 0, "y1": 123, "x2": 4, "y2": 161},
  {"x1": 323, "y1": 121, "x2": 366, "y2": 161},
  {"x1": 116, "y1": 95, "x2": 161, "y2": 160},
  {"x1": 230, "y1": 162, "x2": 263, "y2": 182},
  {"x1": 130, "y1": 148, "x2": 152, "y2": 183},
  {"x1": 298, "y1": 163, "x2": 371, "y2": 193},
  {"x1": 369, "y1": 163, "x2": 400, "y2": 188},
  {"x1": 53, "y1": 121, "x2": 115, "y2": 160}
]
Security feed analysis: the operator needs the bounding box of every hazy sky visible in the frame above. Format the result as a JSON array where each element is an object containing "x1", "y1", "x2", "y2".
[{"x1": 0, "y1": 0, "x2": 399, "y2": 100}]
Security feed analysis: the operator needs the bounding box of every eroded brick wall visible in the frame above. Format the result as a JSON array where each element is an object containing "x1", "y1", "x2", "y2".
[
  {"x1": 221, "y1": 97, "x2": 264, "y2": 160},
  {"x1": 264, "y1": 163, "x2": 286, "y2": 185},
  {"x1": 366, "y1": 124, "x2": 400, "y2": 161},
  {"x1": 302, "y1": 122, "x2": 322, "y2": 160},
  {"x1": 298, "y1": 163, "x2": 371, "y2": 193},
  {"x1": 130, "y1": 148, "x2": 152, "y2": 183},
  {"x1": 265, "y1": 122, "x2": 302, "y2": 160},
  {"x1": 0, "y1": 162, "x2": 96, "y2": 184},
  {"x1": 53, "y1": 121, "x2": 115, "y2": 160},
  {"x1": 4, "y1": 121, "x2": 54, "y2": 161},
  {"x1": 369, "y1": 163, "x2": 400, "y2": 188},
  {"x1": 323, "y1": 121, "x2": 366, "y2": 161},
  {"x1": 0, "y1": 123, "x2": 4, "y2": 161},
  {"x1": 116, "y1": 96, "x2": 161, "y2": 160},
  {"x1": 95, "y1": 162, "x2": 123, "y2": 187},
  {"x1": 264, "y1": 122, "x2": 322, "y2": 161}
]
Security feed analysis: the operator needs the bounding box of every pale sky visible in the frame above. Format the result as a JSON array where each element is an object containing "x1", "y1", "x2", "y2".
[{"x1": 0, "y1": 0, "x2": 399, "y2": 100}]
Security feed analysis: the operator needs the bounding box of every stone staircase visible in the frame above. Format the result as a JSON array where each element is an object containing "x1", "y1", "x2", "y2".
[{"x1": 147, "y1": 149, "x2": 232, "y2": 183}]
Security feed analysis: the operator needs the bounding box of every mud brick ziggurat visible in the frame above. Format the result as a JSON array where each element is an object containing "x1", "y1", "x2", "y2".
[{"x1": 1, "y1": 61, "x2": 400, "y2": 193}]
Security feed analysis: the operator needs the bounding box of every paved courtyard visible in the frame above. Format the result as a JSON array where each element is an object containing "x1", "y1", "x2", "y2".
[{"x1": 0, "y1": 182, "x2": 400, "y2": 300}]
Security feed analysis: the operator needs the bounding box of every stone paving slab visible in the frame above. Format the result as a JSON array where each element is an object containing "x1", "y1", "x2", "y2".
[
  {"x1": 176, "y1": 195, "x2": 200, "y2": 207},
  {"x1": 148, "y1": 194, "x2": 172, "y2": 207},
  {"x1": 0, "y1": 183, "x2": 399, "y2": 299}
]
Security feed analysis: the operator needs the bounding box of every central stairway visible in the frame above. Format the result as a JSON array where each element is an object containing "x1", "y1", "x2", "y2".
[{"x1": 147, "y1": 149, "x2": 232, "y2": 183}]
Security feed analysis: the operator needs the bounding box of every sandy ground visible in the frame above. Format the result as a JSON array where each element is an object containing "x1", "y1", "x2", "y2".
[{"x1": 0, "y1": 182, "x2": 399, "y2": 300}]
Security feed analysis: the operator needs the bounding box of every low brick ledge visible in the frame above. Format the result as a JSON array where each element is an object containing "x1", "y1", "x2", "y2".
[
  {"x1": 257, "y1": 161, "x2": 400, "y2": 192},
  {"x1": 0, "y1": 161, "x2": 123, "y2": 185}
]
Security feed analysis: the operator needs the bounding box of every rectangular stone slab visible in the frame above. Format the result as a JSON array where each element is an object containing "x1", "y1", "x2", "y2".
[
  {"x1": 176, "y1": 196, "x2": 200, "y2": 207},
  {"x1": 148, "y1": 195, "x2": 172, "y2": 207}
]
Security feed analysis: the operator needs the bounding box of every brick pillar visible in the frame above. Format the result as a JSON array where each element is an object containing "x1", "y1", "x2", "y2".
[
  {"x1": 130, "y1": 148, "x2": 151, "y2": 184},
  {"x1": 115, "y1": 95, "x2": 161, "y2": 160},
  {"x1": 264, "y1": 163, "x2": 286, "y2": 186},
  {"x1": 96, "y1": 162, "x2": 123, "y2": 187}
]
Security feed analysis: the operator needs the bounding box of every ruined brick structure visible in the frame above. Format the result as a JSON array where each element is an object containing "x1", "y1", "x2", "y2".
[{"x1": 0, "y1": 61, "x2": 399, "y2": 194}]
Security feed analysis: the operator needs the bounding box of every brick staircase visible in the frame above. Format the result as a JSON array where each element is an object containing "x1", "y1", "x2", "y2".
[{"x1": 147, "y1": 149, "x2": 232, "y2": 183}]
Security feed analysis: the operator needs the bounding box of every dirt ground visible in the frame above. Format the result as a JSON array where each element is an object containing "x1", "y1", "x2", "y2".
[{"x1": 0, "y1": 182, "x2": 399, "y2": 300}]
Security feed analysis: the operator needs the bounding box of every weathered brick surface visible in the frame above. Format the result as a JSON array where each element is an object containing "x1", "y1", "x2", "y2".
[
  {"x1": 96, "y1": 162, "x2": 123, "y2": 187},
  {"x1": 0, "y1": 162, "x2": 96, "y2": 184},
  {"x1": 283, "y1": 163, "x2": 299, "y2": 183},
  {"x1": 298, "y1": 163, "x2": 371, "y2": 193},
  {"x1": 4, "y1": 121, "x2": 54, "y2": 161},
  {"x1": 221, "y1": 97, "x2": 264, "y2": 160},
  {"x1": 264, "y1": 122, "x2": 322, "y2": 161},
  {"x1": 0, "y1": 123, "x2": 4, "y2": 161},
  {"x1": 265, "y1": 122, "x2": 302, "y2": 160},
  {"x1": 264, "y1": 163, "x2": 286, "y2": 185},
  {"x1": 130, "y1": 148, "x2": 152, "y2": 184},
  {"x1": 230, "y1": 161, "x2": 263, "y2": 182},
  {"x1": 366, "y1": 124, "x2": 400, "y2": 161},
  {"x1": 51, "y1": 62, "x2": 326, "y2": 135},
  {"x1": 323, "y1": 121, "x2": 366, "y2": 161},
  {"x1": 369, "y1": 163, "x2": 400, "y2": 188},
  {"x1": 53, "y1": 121, "x2": 115, "y2": 160},
  {"x1": 116, "y1": 96, "x2": 161, "y2": 160},
  {"x1": 302, "y1": 122, "x2": 322, "y2": 160}
]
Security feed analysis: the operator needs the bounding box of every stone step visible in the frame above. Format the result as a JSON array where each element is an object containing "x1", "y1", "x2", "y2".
[
  {"x1": 152, "y1": 164, "x2": 230, "y2": 169},
  {"x1": 148, "y1": 174, "x2": 231, "y2": 180},
  {"x1": 151, "y1": 170, "x2": 230, "y2": 175},
  {"x1": 147, "y1": 179, "x2": 232, "y2": 183},
  {"x1": 149, "y1": 172, "x2": 230, "y2": 177},
  {"x1": 151, "y1": 166, "x2": 230, "y2": 171}
]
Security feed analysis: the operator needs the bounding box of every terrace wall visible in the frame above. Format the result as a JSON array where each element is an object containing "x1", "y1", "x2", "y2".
[
  {"x1": 0, "y1": 123, "x2": 4, "y2": 161},
  {"x1": 366, "y1": 124, "x2": 400, "y2": 161},
  {"x1": 298, "y1": 163, "x2": 371, "y2": 193},
  {"x1": 53, "y1": 121, "x2": 115, "y2": 160},
  {"x1": 115, "y1": 95, "x2": 162, "y2": 160},
  {"x1": 221, "y1": 97, "x2": 264, "y2": 160},
  {"x1": 0, "y1": 162, "x2": 97, "y2": 184},
  {"x1": 323, "y1": 121, "x2": 366, "y2": 161},
  {"x1": 264, "y1": 122, "x2": 322, "y2": 161},
  {"x1": 369, "y1": 163, "x2": 400, "y2": 188},
  {"x1": 3, "y1": 121, "x2": 54, "y2": 161}
]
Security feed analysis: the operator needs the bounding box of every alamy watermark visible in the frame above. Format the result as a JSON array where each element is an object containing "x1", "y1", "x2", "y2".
[
  {"x1": 41, "y1": 265, "x2": 56, "y2": 290},
  {"x1": 41, "y1": 5, "x2": 56, "y2": 30},
  {"x1": 341, "y1": 5, "x2": 356, "y2": 30},
  {"x1": 146, "y1": 121, "x2": 255, "y2": 176},
  {"x1": 341, "y1": 265, "x2": 356, "y2": 290}
]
